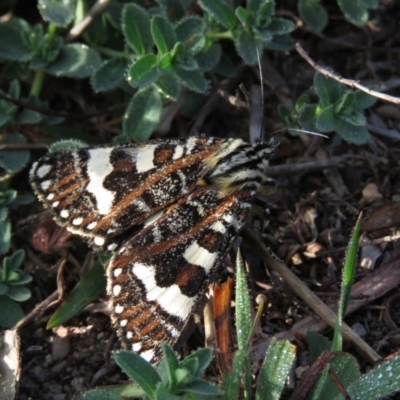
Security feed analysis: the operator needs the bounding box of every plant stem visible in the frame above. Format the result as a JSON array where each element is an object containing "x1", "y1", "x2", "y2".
[{"x1": 31, "y1": 69, "x2": 45, "y2": 96}]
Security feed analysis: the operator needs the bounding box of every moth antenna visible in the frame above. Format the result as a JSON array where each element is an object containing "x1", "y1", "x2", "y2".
[
  {"x1": 255, "y1": 46, "x2": 265, "y2": 143},
  {"x1": 272, "y1": 127, "x2": 329, "y2": 139}
]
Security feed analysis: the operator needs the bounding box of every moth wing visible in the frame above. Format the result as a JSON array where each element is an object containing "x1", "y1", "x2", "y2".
[
  {"x1": 107, "y1": 186, "x2": 254, "y2": 364},
  {"x1": 30, "y1": 138, "x2": 223, "y2": 247}
]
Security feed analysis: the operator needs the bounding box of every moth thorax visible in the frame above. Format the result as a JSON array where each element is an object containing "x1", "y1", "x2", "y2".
[{"x1": 205, "y1": 140, "x2": 276, "y2": 197}]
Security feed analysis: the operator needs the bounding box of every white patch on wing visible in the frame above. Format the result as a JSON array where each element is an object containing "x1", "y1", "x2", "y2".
[
  {"x1": 190, "y1": 200, "x2": 205, "y2": 216},
  {"x1": 176, "y1": 169, "x2": 187, "y2": 190},
  {"x1": 223, "y1": 213, "x2": 243, "y2": 230},
  {"x1": 140, "y1": 349, "x2": 155, "y2": 362},
  {"x1": 173, "y1": 145, "x2": 184, "y2": 160},
  {"x1": 136, "y1": 147, "x2": 156, "y2": 173},
  {"x1": 120, "y1": 319, "x2": 127, "y2": 327},
  {"x1": 107, "y1": 243, "x2": 118, "y2": 251},
  {"x1": 143, "y1": 210, "x2": 164, "y2": 227},
  {"x1": 72, "y1": 217, "x2": 83, "y2": 226},
  {"x1": 40, "y1": 180, "x2": 51, "y2": 190},
  {"x1": 132, "y1": 342, "x2": 142, "y2": 351},
  {"x1": 115, "y1": 304, "x2": 124, "y2": 314},
  {"x1": 86, "y1": 148, "x2": 115, "y2": 215},
  {"x1": 183, "y1": 241, "x2": 217, "y2": 272},
  {"x1": 94, "y1": 236, "x2": 105, "y2": 246},
  {"x1": 127, "y1": 332, "x2": 133, "y2": 340},
  {"x1": 87, "y1": 221, "x2": 97, "y2": 230},
  {"x1": 36, "y1": 164, "x2": 51, "y2": 178},
  {"x1": 52, "y1": 201, "x2": 59, "y2": 207},
  {"x1": 132, "y1": 262, "x2": 195, "y2": 320},
  {"x1": 152, "y1": 226, "x2": 162, "y2": 243},
  {"x1": 210, "y1": 220, "x2": 226, "y2": 233},
  {"x1": 164, "y1": 323, "x2": 180, "y2": 338},
  {"x1": 134, "y1": 199, "x2": 151, "y2": 213},
  {"x1": 46, "y1": 193, "x2": 55, "y2": 201},
  {"x1": 113, "y1": 284, "x2": 121, "y2": 296},
  {"x1": 60, "y1": 209, "x2": 69, "y2": 219},
  {"x1": 113, "y1": 268, "x2": 122, "y2": 277}
]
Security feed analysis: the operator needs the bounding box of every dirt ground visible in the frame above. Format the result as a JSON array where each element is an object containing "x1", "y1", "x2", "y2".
[{"x1": 3, "y1": 1, "x2": 400, "y2": 399}]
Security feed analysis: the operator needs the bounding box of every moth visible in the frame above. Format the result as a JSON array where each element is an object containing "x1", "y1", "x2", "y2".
[{"x1": 29, "y1": 136, "x2": 277, "y2": 364}]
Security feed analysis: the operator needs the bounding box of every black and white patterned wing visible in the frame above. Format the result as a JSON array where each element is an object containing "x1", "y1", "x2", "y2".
[
  {"x1": 29, "y1": 138, "x2": 225, "y2": 248},
  {"x1": 107, "y1": 186, "x2": 254, "y2": 364}
]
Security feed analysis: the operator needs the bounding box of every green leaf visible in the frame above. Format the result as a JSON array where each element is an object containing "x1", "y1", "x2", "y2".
[
  {"x1": 264, "y1": 34, "x2": 294, "y2": 51},
  {"x1": 308, "y1": 331, "x2": 332, "y2": 363},
  {"x1": 336, "y1": 120, "x2": 370, "y2": 145},
  {"x1": 174, "y1": 67, "x2": 208, "y2": 93},
  {"x1": 0, "y1": 190, "x2": 17, "y2": 206},
  {"x1": 334, "y1": 91, "x2": 355, "y2": 113},
  {"x1": 255, "y1": 0, "x2": 275, "y2": 25},
  {"x1": 235, "y1": 7, "x2": 255, "y2": 28},
  {"x1": 127, "y1": 54, "x2": 160, "y2": 88},
  {"x1": 46, "y1": 44, "x2": 101, "y2": 78},
  {"x1": 151, "y1": 16, "x2": 177, "y2": 55},
  {"x1": 337, "y1": 0, "x2": 369, "y2": 26},
  {"x1": 47, "y1": 259, "x2": 106, "y2": 329},
  {"x1": 337, "y1": 109, "x2": 366, "y2": 127},
  {"x1": 0, "y1": 283, "x2": 7, "y2": 295},
  {"x1": 198, "y1": 0, "x2": 236, "y2": 30},
  {"x1": 7, "y1": 274, "x2": 32, "y2": 286},
  {"x1": 195, "y1": 42, "x2": 221, "y2": 72},
  {"x1": 316, "y1": 105, "x2": 337, "y2": 132},
  {"x1": 6, "y1": 286, "x2": 31, "y2": 302},
  {"x1": 91, "y1": 58, "x2": 128, "y2": 93},
  {"x1": 353, "y1": 90, "x2": 378, "y2": 110},
  {"x1": 49, "y1": 139, "x2": 88, "y2": 153},
  {"x1": 332, "y1": 214, "x2": 362, "y2": 352},
  {"x1": 8, "y1": 250, "x2": 25, "y2": 270},
  {"x1": 247, "y1": 0, "x2": 269, "y2": 15},
  {"x1": 9, "y1": 194, "x2": 34, "y2": 206},
  {"x1": 0, "y1": 207, "x2": 8, "y2": 222},
  {"x1": 268, "y1": 18, "x2": 295, "y2": 35},
  {"x1": 122, "y1": 4, "x2": 153, "y2": 55},
  {"x1": 162, "y1": 344, "x2": 179, "y2": 386},
  {"x1": 0, "y1": 296, "x2": 24, "y2": 327},
  {"x1": 235, "y1": 251, "x2": 252, "y2": 350},
  {"x1": 222, "y1": 348, "x2": 247, "y2": 400},
  {"x1": 156, "y1": 73, "x2": 182, "y2": 101},
  {"x1": 180, "y1": 348, "x2": 213, "y2": 378},
  {"x1": 234, "y1": 29, "x2": 259, "y2": 65},
  {"x1": 16, "y1": 109, "x2": 42, "y2": 125},
  {"x1": 255, "y1": 339, "x2": 296, "y2": 400},
  {"x1": 0, "y1": 21, "x2": 32, "y2": 62},
  {"x1": 173, "y1": 48, "x2": 198, "y2": 71},
  {"x1": 310, "y1": 353, "x2": 360, "y2": 399},
  {"x1": 114, "y1": 351, "x2": 161, "y2": 398},
  {"x1": 298, "y1": 104, "x2": 318, "y2": 131},
  {"x1": 181, "y1": 379, "x2": 220, "y2": 395},
  {"x1": 0, "y1": 133, "x2": 30, "y2": 173},
  {"x1": 82, "y1": 389, "x2": 122, "y2": 400},
  {"x1": 123, "y1": 87, "x2": 162, "y2": 140},
  {"x1": 38, "y1": 0, "x2": 76, "y2": 27},
  {"x1": 175, "y1": 16, "x2": 206, "y2": 54},
  {"x1": 156, "y1": 0, "x2": 188, "y2": 21},
  {"x1": 314, "y1": 72, "x2": 346, "y2": 107},
  {"x1": 2, "y1": 62, "x2": 31, "y2": 81},
  {"x1": 362, "y1": 0, "x2": 379, "y2": 8},
  {"x1": 4, "y1": 79, "x2": 19, "y2": 99},
  {"x1": 298, "y1": 0, "x2": 328, "y2": 32},
  {"x1": 344, "y1": 355, "x2": 400, "y2": 400}
]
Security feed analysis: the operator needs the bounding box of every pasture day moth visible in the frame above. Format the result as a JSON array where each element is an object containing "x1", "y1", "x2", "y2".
[{"x1": 29, "y1": 136, "x2": 277, "y2": 364}]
